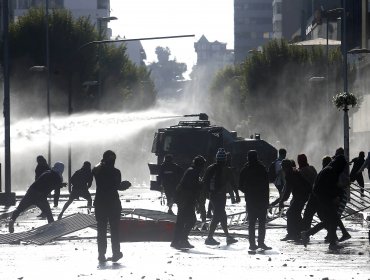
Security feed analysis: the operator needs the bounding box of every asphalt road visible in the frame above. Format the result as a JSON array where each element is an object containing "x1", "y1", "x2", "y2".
[{"x1": 0, "y1": 185, "x2": 369, "y2": 280}]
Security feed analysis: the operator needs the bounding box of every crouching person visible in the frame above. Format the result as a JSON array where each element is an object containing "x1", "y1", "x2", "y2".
[
  {"x1": 8, "y1": 162, "x2": 65, "y2": 233},
  {"x1": 171, "y1": 155, "x2": 206, "y2": 249}
]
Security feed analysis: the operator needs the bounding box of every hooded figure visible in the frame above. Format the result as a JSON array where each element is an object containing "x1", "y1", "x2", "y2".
[
  {"x1": 9, "y1": 162, "x2": 65, "y2": 233},
  {"x1": 239, "y1": 150, "x2": 271, "y2": 250},
  {"x1": 202, "y1": 148, "x2": 238, "y2": 246}
]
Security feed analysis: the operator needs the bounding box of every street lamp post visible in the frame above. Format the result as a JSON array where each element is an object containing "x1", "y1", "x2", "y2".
[
  {"x1": 0, "y1": 0, "x2": 15, "y2": 206},
  {"x1": 45, "y1": 0, "x2": 51, "y2": 166},
  {"x1": 96, "y1": 16, "x2": 117, "y2": 108}
]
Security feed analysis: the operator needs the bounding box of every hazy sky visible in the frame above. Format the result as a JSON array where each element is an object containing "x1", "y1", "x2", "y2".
[{"x1": 109, "y1": 0, "x2": 234, "y2": 73}]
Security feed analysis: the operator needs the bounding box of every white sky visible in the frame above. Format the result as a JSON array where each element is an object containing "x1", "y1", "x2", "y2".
[{"x1": 109, "y1": 0, "x2": 234, "y2": 72}]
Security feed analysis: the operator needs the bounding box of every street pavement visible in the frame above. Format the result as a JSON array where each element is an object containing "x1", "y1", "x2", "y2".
[{"x1": 0, "y1": 185, "x2": 370, "y2": 280}]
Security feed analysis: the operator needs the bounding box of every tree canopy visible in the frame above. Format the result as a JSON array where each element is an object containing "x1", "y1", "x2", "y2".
[
  {"x1": 209, "y1": 39, "x2": 355, "y2": 159},
  {"x1": 6, "y1": 8, "x2": 156, "y2": 118}
]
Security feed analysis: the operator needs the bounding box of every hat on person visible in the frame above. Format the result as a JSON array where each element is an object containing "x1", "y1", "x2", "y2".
[
  {"x1": 52, "y1": 162, "x2": 64, "y2": 177},
  {"x1": 216, "y1": 148, "x2": 227, "y2": 163}
]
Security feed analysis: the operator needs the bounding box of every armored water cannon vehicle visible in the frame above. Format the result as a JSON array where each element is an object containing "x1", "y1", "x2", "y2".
[{"x1": 148, "y1": 113, "x2": 277, "y2": 191}]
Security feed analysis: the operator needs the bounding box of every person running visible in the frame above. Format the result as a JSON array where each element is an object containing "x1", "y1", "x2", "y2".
[
  {"x1": 171, "y1": 155, "x2": 206, "y2": 249},
  {"x1": 301, "y1": 155, "x2": 348, "y2": 250},
  {"x1": 239, "y1": 150, "x2": 271, "y2": 251},
  {"x1": 358, "y1": 152, "x2": 370, "y2": 181},
  {"x1": 302, "y1": 155, "x2": 329, "y2": 231},
  {"x1": 8, "y1": 162, "x2": 65, "y2": 233},
  {"x1": 58, "y1": 161, "x2": 94, "y2": 220},
  {"x1": 203, "y1": 148, "x2": 238, "y2": 246},
  {"x1": 279, "y1": 159, "x2": 311, "y2": 241},
  {"x1": 158, "y1": 154, "x2": 183, "y2": 215},
  {"x1": 93, "y1": 150, "x2": 128, "y2": 263},
  {"x1": 349, "y1": 151, "x2": 366, "y2": 196}
]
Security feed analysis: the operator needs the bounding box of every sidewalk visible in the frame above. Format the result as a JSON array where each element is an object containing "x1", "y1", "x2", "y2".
[{"x1": 0, "y1": 186, "x2": 370, "y2": 280}]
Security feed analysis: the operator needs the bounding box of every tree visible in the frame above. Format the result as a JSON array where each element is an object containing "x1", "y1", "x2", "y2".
[
  {"x1": 148, "y1": 46, "x2": 187, "y2": 98},
  {"x1": 210, "y1": 40, "x2": 354, "y2": 162},
  {"x1": 5, "y1": 8, "x2": 156, "y2": 118}
]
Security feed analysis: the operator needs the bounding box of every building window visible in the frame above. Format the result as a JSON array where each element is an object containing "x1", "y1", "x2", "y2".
[
  {"x1": 18, "y1": 0, "x2": 30, "y2": 9},
  {"x1": 97, "y1": 0, "x2": 108, "y2": 9}
]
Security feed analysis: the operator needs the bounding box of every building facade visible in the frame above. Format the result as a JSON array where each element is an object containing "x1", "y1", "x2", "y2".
[
  {"x1": 272, "y1": 0, "x2": 302, "y2": 40},
  {"x1": 234, "y1": 0, "x2": 273, "y2": 63},
  {"x1": 194, "y1": 35, "x2": 234, "y2": 68},
  {"x1": 12, "y1": 0, "x2": 112, "y2": 36}
]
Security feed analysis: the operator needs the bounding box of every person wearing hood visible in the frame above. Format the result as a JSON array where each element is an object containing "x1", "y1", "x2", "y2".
[
  {"x1": 8, "y1": 162, "x2": 65, "y2": 233},
  {"x1": 301, "y1": 155, "x2": 349, "y2": 250},
  {"x1": 239, "y1": 150, "x2": 271, "y2": 251},
  {"x1": 279, "y1": 159, "x2": 311, "y2": 241},
  {"x1": 171, "y1": 155, "x2": 206, "y2": 250},
  {"x1": 93, "y1": 150, "x2": 128, "y2": 263},
  {"x1": 58, "y1": 161, "x2": 94, "y2": 220},
  {"x1": 203, "y1": 148, "x2": 238, "y2": 246}
]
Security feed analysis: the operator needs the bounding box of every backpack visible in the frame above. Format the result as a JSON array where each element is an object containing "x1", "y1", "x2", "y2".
[{"x1": 268, "y1": 160, "x2": 277, "y2": 183}]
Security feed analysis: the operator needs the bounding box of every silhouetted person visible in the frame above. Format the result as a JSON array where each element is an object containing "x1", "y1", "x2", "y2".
[
  {"x1": 350, "y1": 151, "x2": 365, "y2": 196},
  {"x1": 203, "y1": 148, "x2": 238, "y2": 246},
  {"x1": 279, "y1": 159, "x2": 311, "y2": 241},
  {"x1": 93, "y1": 150, "x2": 128, "y2": 263},
  {"x1": 158, "y1": 154, "x2": 183, "y2": 215},
  {"x1": 302, "y1": 155, "x2": 328, "y2": 230},
  {"x1": 35, "y1": 155, "x2": 50, "y2": 180},
  {"x1": 58, "y1": 161, "x2": 94, "y2": 220},
  {"x1": 171, "y1": 155, "x2": 206, "y2": 249},
  {"x1": 239, "y1": 150, "x2": 271, "y2": 251},
  {"x1": 301, "y1": 155, "x2": 348, "y2": 250},
  {"x1": 8, "y1": 162, "x2": 65, "y2": 233},
  {"x1": 273, "y1": 148, "x2": 287, "y2": 194},
  {"x1": 35, "y1": 155, "x2": 51, "y2": 218},
  {"x1": 359, "y1": 152, "x2": 370, "y2": 181}
]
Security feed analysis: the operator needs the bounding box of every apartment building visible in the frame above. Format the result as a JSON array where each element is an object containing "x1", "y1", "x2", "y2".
[{"x1": 234, "y1": 0, "x2": 273, "y2": 63}]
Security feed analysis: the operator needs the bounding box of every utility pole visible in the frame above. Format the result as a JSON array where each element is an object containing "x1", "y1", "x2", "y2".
[{"x1": 0, "y1": 0, "x2": 15, "y2": 206}]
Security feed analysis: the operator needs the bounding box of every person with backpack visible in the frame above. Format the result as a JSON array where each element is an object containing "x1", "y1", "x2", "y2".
[
  {"x1": 203, "y1": 148, "x2": 238, "y2": 246},
  {"x1": 269, "y1": 148, "x2": 287, "y2": 194},
  {"x1": 58, "y1": 161, "x2": 94, "y2": 220},
  {"x1": 239, "y1": 150, "x2": 271, "y2": 251}
]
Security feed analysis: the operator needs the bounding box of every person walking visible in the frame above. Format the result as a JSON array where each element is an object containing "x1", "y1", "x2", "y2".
[
  {"x1": 349, "y1": 151, "x2": 366, "y2": 196},
  {"x1": 279, "y1": 159, "x2": 311, "y2": 241},
  {"x1": 239, "y1": 150, "x2": 271, "y2": 251},
  {"x1": 58, "y1": 161, "x2": 94, "y2": 220},
  {"x1": 8, "y1": 162, "x2": 65, "y2": 233},
  {"x1": 171, "y1": 155, "x2": 206, "y2": 249},
  {"x1": 158, "y1": 154, "x2": 183, "y2": 215},
  {"x1": 203, "y1": 148, "x2": 238, "y2": 246},
  {"x1": 93, "y1": 150, "x2": 130, "y2": 263}
]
